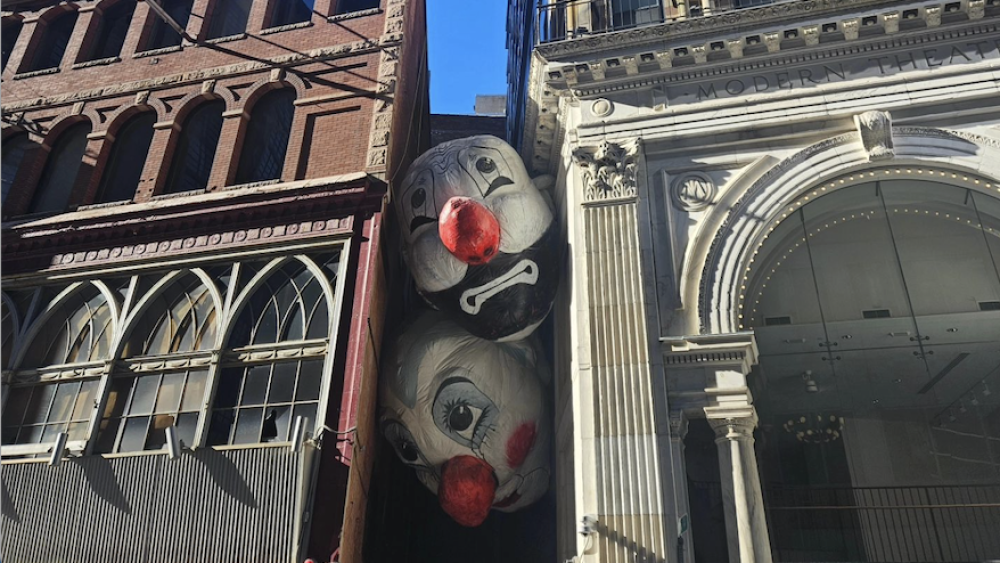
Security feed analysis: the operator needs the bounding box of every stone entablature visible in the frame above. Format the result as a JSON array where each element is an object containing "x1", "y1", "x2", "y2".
[{"x1": 523, "y1": 0, "x2": 999, "y2": 174}]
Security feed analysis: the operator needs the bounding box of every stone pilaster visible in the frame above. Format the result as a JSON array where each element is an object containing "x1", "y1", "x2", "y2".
[{"x1": 571, "y1": 138, "x2": 668, "y2": 563}]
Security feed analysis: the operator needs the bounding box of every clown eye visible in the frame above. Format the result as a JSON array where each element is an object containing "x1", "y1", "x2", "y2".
[
  {"x1": 433, "y1": 375, "x2": 497, "y2": 450},
  {"x1": 411, "y1": 188, "x2": 426, "y2": 208},
  {"x1": 400, "y1": 440, "x2": 419, "y2": 462},
  {"x1": 476, "y1": 157, "x2": 496, "y2": 173},
  {"x1": 448, "y1": 404, "x2": 474, "y2": 431},
  {"x1": 383, "y1": 420, "x2": 427, "y2": 467}
]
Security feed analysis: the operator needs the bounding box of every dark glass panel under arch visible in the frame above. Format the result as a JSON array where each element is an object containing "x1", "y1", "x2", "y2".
[
  {"x1": 96, "y1": 112, "x2": 155, "y2": 203},
  {"x1": 163, "y1": 100, "x2": 224, "y2": 194},
  {"x1": 206, "y1": 0, "x2": 252, "y2": 38},
  {"x1": 142, "y1": 0, "x2": 192, "y2": 51},
  {"x1": 744, "y1": 181, "x2": 1000, "y2": 562},
  {"x1": 229, "y1": 258, "x2": 331, "y2": 347},
  {"x1": 234, "y1": 89, "x2": 295, "y2": 185},
  {"x1": 2, "y1": 20, "x2": 23, "y2": 71},
  {"x1": 29, "y1": 122, "x2": 91, "y2": 214},
  {"x1": 88, "y1": 0, "x2": 135, "y2": 60},
  {"x1": 20, "y1": 285, "x2": 113, "y2": 369},
  {"x1": 27, "y1": 10, "x2": 78, "y2": 71},
  {"x1": 122, "y1": 273, "x2": 217, "y2": 357},
  {"x1": 2, "y1": 133, "x2": 34, "y2": 206},
  {"x1": 269, "y1": 0, "x2": 314, "y2": 28}
]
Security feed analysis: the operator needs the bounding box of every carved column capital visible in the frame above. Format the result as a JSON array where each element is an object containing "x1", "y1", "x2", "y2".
[
  {"x1": 572, "y1": 138, "x2": 641, "y2": 202},
  {"x1": 854, "y1": 110, "x2": 894, "y2": 161},
  {"x1": 707, "y1": 410, "x2": 759, "y2": 442}
]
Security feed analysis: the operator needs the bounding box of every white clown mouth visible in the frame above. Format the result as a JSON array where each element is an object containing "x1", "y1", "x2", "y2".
[{"x1": 459, "y1": 259, "x2": 539, "y2": 315}]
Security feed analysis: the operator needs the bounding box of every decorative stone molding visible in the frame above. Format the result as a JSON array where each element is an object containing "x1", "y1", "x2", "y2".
[
  {"x1": 260, "y1": 21, "x2": 314, "y2": 35},
  {"x1": 535, "y1": 0, "x2": 921, "y2": 60},
  {"x1": 328, "y1": 7, "x2": 382, "y2": 22},
  {"x1": 11, "y1": 362, "x2": 106, "y2": 384},
  {"x1": 228, "y1": 343, "x2": 327, "y2": 363},
  {"x1": 854, "y1": 110, "x2": 894, "y2": 161},
  {"x1": 671, "y1": 171, "x2": 716, "y2": 212},
  {"x1": 12, "y1": 67, "x2": 59, "y2": 80},
  {"x1": 2, "y1": 38, "x2": 389, "y2": 114},
  {"x1": 124, "y1": 355, "x2": 213, "y2": 373},
  {"x1": 37, "y1": 217, "x2": 353, "y2": 271},
  {"x1": 573, "y1": 139, "x2": 641, "y2": 201},
  {"x1": 71, "y1": 56, "x2": 120, "y2": 69},
  {"x1": 133, "y1": 45, "x2": 182, "y2": 59},
  {"x1": 696, "y1": 128, "x2": 1000, "y2": 334}
]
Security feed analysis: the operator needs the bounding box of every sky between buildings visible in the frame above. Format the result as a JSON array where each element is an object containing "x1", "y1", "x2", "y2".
[{"x1": 427, "y1": 0, "x2": 509, "y2": 115}]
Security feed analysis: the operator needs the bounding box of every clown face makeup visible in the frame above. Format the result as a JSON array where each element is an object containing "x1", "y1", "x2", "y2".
[
  {"x1": 397, "y1": 136, "x2": 559, "y2": 341},
  {"x1": 379, "y1": 312, "x2": 551, "y2": 527}
]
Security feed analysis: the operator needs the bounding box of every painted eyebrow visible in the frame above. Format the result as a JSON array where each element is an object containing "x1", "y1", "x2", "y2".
[{"x1": 484, "y1": 176, "x2": 515, "y2": 197}]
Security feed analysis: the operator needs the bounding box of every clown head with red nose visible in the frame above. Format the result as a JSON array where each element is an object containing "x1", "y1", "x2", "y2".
[
  {"x1": 396, "y1": 135, "x2": 559, "y2": 341},
  {"x1": 380, "y1": 312, "x2": 551, "y2": 527}
]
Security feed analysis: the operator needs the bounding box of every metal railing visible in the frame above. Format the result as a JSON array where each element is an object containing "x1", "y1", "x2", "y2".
[
  {"x1": 535, "y1": 0, "x2": 793, "y2": 43},
  {"x1": 765, "y1": 484, "x2": 1000, "y2": 562}
]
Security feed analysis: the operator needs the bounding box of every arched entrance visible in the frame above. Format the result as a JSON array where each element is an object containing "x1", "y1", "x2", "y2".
[{"x1": 745, "y1": 173, "x2": 1000, "y2": 561}]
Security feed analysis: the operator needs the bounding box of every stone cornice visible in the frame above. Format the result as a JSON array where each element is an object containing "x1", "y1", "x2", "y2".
[
  {"x1": 0, "y1": 174, "x2": 386, "y2": 279},
  {"x1": 537, "y1": 0, "x2": 919, "y2": 60},
  {"x1": 1, "y1": 35, "x2": 401, "y2": 114},
  {"x1": 569, "y1": 21, "x2": 999, "y2": 98}
]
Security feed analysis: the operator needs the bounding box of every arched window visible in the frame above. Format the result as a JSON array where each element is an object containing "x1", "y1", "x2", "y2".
[
  {"x1": 164, "y1": 100, "x2": 224, "y2": 194},
  {"x1": 29, "y1": 122, "x2": 91, "y2": 214},
  {"x1": 2, "y1": 133, "x2": 35, "y2": 206},
  {"x1": 96, "y1": 112, "x2": 155, "y2": 204},
  {"x1": 142, "y1": 0, "x2": 192, "y2": 51},
  {"x1": 1, "y1": 285, "x2": 111, "y2": 447},
  {"x1": 87, "y1": 0, "x2": 135, "y2": 61},
  {"x1": 95, "y1": 273, "x2": 217, "y2": 453},
  {"x1": 20, "y1": 286, "x2": 113, "y2": 368},
  {"x1": 2, "y1": 19, "x2": 23, "y2": 71},
  {"x1": 234, "y1": 89, "x2": 296, "y2": 185},
  {"x1": 207, "y1": 256, "x2": 338, "y2": 446},
  {"x1": 268, "y1": 0, "x2": 314, "y2": 28},
  {"x1": 205, "y1": 0, "x2": 252, "y2": 39},
  {"x1": 25, "y1": 9, "x2": 78, "y2": 72}
]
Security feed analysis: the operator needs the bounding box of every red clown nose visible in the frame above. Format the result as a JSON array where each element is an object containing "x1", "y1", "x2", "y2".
[
  {"x1": 439, "y1": 455, "x2": 497, "y2": 527},
  {"x1": 439, "y1": 197, "x2": 501, "y2": 265}
]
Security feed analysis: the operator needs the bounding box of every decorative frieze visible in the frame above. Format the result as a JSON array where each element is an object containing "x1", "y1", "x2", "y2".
[
  {"x1": 40, "y1": 218, "x2": 353, "y2": 271},
  {"x1": 572, "y1": 139, "x2": 641, "y2": 202}
]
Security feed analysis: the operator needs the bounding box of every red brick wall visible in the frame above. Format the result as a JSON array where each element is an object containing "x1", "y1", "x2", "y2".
[{"x1": 1, "y1": 0, "x2": 385, "y2": 218}]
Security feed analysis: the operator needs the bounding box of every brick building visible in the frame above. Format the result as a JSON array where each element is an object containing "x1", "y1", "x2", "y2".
[{"x1": 0, "y1": 0, "x2": 428, "y2": 561}]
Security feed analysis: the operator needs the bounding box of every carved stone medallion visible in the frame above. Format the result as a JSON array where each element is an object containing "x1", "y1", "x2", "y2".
[{"x1": 671, "y1": 172, "x2": 716, "y2": 211}]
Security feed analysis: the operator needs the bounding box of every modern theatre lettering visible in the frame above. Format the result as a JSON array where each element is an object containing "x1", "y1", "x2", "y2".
[{"x1": 665, "y1": 37, "x2": 1000, "y2": 103}]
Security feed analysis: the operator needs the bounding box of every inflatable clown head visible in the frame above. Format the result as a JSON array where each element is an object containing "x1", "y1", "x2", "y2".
[
  {"x1": 380, "y1": 312, "x2": 551, "y2": 527},
  {"x1": 396, "y1": 136, "x2": 559, "y2": 341}
]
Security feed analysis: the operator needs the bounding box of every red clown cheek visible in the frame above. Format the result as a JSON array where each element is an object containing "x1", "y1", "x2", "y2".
[
  {"x1": 439, "y1": 455, "x2": 497, "y2": 527},
  {"x1": 506, "y1": 422, "x2": 537, "y2": 469},
  {"x1": 438, "y1": 196, "x2": 501, "y2": 265}
]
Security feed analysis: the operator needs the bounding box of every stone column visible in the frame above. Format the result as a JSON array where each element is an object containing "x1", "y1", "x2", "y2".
[
  {"x1": 707, "y1": 413, "x2": 771, "y2": 563},
  {"x1": 570, "y1": 139, "x2": 669, "y2": 563},
  {"x1": 668, "y1": 415, "x2": 693, "y2": 563}
]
